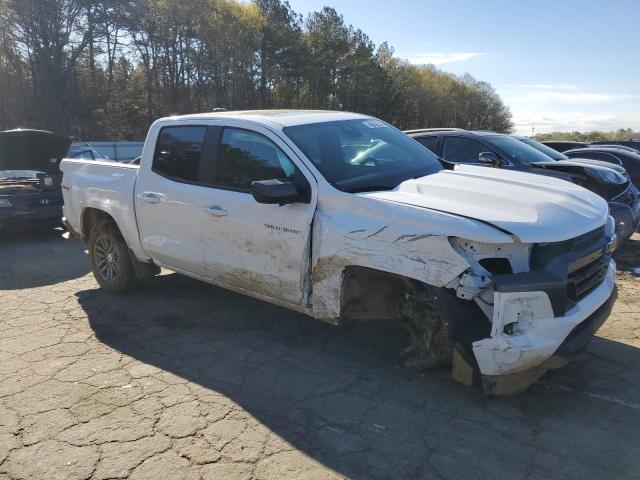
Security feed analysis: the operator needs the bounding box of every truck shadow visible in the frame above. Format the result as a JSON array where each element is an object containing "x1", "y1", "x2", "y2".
[
  {"x1": 0, "y1": 227, "x2": 90, "y2": 289},
  {"x1": 76, "y1": 269, "x2": 640, "y2": 480}
]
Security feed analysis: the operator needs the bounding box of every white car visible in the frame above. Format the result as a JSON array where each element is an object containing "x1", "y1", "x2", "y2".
[{"x1": 60, "y1": 110, "x2": 617, "y2": 394}]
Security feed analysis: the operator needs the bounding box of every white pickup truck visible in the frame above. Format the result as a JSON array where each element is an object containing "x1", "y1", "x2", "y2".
[{"x1": 61, "y1": 110, "x2": 617, "y2": 394}]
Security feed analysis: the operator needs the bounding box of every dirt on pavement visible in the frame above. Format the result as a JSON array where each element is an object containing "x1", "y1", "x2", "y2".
[{"x1": 1, "y1": 228, "x2": 639, "y2": 480}]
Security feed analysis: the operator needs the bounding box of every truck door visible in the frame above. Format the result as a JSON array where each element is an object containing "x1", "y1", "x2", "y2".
[
  {"x1": 201, "y1": 124, "x2": 317, "y2": 307},
  {"x1": 134, "y1": 125, "x2": 215, "y2": 275}
]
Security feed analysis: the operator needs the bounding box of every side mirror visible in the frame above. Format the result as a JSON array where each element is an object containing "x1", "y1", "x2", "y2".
[
  {"x1": 478, "y1": 151, "x2": 501, "y2": 166},
  {"x1": 250, "y1": 179, "x2": 306, "y2": 205}
]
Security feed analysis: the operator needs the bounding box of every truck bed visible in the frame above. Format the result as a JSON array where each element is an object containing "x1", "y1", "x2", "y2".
[{"x1": 60, "y1": 159, "x2": 147, "y2": 258}]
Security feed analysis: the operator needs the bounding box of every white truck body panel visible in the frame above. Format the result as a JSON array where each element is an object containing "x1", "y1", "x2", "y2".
[
  {"x1": 200, "y1": 189, "x2": 315, "y2": 305},
  {"x1": 60, "y1": 160, "x2": 146, "y2": 258},
  {"x1": 60, "y1": 110, "x2": 616, "y2": 390},
  {"x1": 136, "y1": 176, "x2": 214, "y2": 276},
  {"x1": 364, "y1": 165, "x2": 608, "y2": 243}
]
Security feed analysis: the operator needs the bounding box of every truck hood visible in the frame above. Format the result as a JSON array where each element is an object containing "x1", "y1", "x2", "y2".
[
  {"x1": 0, "y1": 129, "x2": 71, "y2": 175},
  {"x1": 360, "y1": 165, "x2": 608, "y2": 243}
]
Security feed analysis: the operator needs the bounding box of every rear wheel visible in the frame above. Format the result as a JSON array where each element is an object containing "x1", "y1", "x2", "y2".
[{"x1": 89, "y1": 221, "x2": 138, "y2": 293}]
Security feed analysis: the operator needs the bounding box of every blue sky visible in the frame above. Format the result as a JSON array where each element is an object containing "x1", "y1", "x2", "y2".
[{"x1": 287, "y1": 0, "x2": 640, "y2": 134}]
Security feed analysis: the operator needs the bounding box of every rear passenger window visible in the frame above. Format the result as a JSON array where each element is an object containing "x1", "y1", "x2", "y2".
[
  {"x1": 153, "y1": 126, "x2": 207, "y2": 182},
  {"x1": 416, "y1": 136, "x2": 439, "y2": 153},
  {"x1": 214, "y1": 128, "x2": 295, "y2": 191}
]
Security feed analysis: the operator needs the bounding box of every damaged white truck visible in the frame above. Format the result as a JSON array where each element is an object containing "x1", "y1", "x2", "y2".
[{"x1": 60, "y1": 110, "x2": 617, "y2": 394}]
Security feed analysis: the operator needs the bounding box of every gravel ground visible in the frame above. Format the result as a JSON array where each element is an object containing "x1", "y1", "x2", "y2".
[{"x1": 1, "y1": 228, "x2": 639, "y2": 480}]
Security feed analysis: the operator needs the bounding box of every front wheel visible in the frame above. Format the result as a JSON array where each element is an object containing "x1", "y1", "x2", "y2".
[{"x1": 89, "y1": 221, "x2": 138, "y2": 293}]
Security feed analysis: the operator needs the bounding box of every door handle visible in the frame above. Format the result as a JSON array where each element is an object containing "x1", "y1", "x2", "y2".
[
  {"x1": 205, "y1": 205, "x2": 228, "y2": 217},
  {"x1": 142, "y1": 192, "x2": 161, "y2": 204}
]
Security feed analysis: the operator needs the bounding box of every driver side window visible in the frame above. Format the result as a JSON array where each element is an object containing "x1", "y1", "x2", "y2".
[
  {"x1": 214, "y1": 128, "x2": 296, "y2": 191},
  {"x1": 442, "y1": 137, "x2": 489, "y2": 163}
]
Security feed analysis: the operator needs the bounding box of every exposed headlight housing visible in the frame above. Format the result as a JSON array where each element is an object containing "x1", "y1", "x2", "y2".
[{"x1": 449, "y1": 238, "x2": 532, "y2": 275}]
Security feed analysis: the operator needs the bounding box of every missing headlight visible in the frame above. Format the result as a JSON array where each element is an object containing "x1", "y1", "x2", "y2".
[{"x1": 479, "y1": 258, "x2": 513, "y2": 275}]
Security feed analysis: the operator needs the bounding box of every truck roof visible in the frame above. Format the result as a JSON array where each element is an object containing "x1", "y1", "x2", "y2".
[{"x1": 158, "y1": 109, "x2": 370, "y2": 128}]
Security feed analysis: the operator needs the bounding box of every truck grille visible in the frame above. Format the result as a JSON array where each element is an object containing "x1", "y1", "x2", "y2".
[
  {"x1": 530, "y1": 226, "x2": 605, "y2": 270},
  {"x1": 567, "y1": 252, "x2": 609, "y2": 304},
  {"x1": 530, "y1": 226, "x2": 610, "y2": 315}
]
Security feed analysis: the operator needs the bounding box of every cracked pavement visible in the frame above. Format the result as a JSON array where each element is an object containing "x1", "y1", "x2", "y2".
[{"x1": 1, "y1": 229, "x2": 640, "y2": 480}]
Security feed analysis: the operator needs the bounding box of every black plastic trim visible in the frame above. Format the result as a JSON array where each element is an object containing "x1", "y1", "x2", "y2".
[{"x1": 493, "y1": 227, "x2": 611, "y2": 317}]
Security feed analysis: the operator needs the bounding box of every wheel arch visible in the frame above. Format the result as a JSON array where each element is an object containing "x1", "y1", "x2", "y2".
[
  {"x1": 82, "y1": 207, "x2": 159, "y2": 281},
  {"x1": 81, "y1": 207, "x2": 120, "y2": 241},
  {"x1": 339, "y1": 265, "x2": 424, "y2": 323}
]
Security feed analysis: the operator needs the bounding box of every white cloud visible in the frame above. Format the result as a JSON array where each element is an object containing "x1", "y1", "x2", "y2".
[
  {"x1": 407, "y1": 52, "x2": 484, "y2": 65},
  {"x1": 500, "y1": 83, "x2": 640, "y2": 134},
  {"x1": 514, "y1": 84, "x2": 577, "y2": 91}
]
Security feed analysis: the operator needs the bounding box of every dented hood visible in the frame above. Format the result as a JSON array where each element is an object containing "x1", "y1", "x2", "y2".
[
  {"x1": 541, "y1": 158, "x2": 627, "y2": 174},
  {"x1": 361, "y1": 165, "x2": 608, "y2": 243},
  {"x1": 531, "y1": 159, "x2": 628, "y2": 184},
  {"x1": 0, "y1": 129, "x2": 71, "y2": 175}
]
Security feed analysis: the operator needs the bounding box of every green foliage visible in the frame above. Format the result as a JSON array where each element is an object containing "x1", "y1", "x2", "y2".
[{"x1": 0, "y1": 0, "x2": 514, "y2": 140}]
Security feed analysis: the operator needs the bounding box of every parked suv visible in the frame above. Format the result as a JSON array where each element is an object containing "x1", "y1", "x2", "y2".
[
  {"x1": 406, "y1": 128, "x2": 640, "y2": 243},
  {"x1": 564, "y1": 146, "x2": 640, "y2": 187},
  {"x1": 591, "y1": 140, "x2": 640, "y2": 152}
]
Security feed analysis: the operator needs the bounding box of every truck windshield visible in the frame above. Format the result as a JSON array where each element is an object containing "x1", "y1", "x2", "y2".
[{"x1": 283, "y1": 119, "x2": 442, "y2": 192}]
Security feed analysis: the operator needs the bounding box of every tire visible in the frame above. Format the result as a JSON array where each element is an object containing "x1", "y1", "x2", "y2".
[{"x1": 88, "y1": 220, "x2": 138, "y2": 293}]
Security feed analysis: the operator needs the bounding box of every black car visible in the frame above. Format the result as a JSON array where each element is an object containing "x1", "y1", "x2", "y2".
[
  {"x1": 564, "y1": 146, "x2": 640, "y2": 186},
  {"x1": 541, "y1": 140, "x2": 590, "y2": 152},
  {"x1": 591, "y1": 139, "x2": 640, "y2": 152},
  {"x1": 0, "y1": 129, "x2": 70, "y2": 229},
  {"x1": 406, "y1": 128, "x2": 640, "y2": 243},
  {"x1": 590, "y1": 144, "x2": 639, "y2": 154}
]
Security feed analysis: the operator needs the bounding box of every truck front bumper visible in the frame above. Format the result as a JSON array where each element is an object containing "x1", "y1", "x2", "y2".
[{"x1": 471, "y1": 259, "x2": 616, "y2": 395}]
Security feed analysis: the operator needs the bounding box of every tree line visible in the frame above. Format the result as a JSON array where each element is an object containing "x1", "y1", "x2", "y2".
[
  {"x1": 0, "y1": 0, "x2": 513, "y2": 140},
  {"x1": 533, "y1": 128, "x2": 640, "y2": 143}
]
